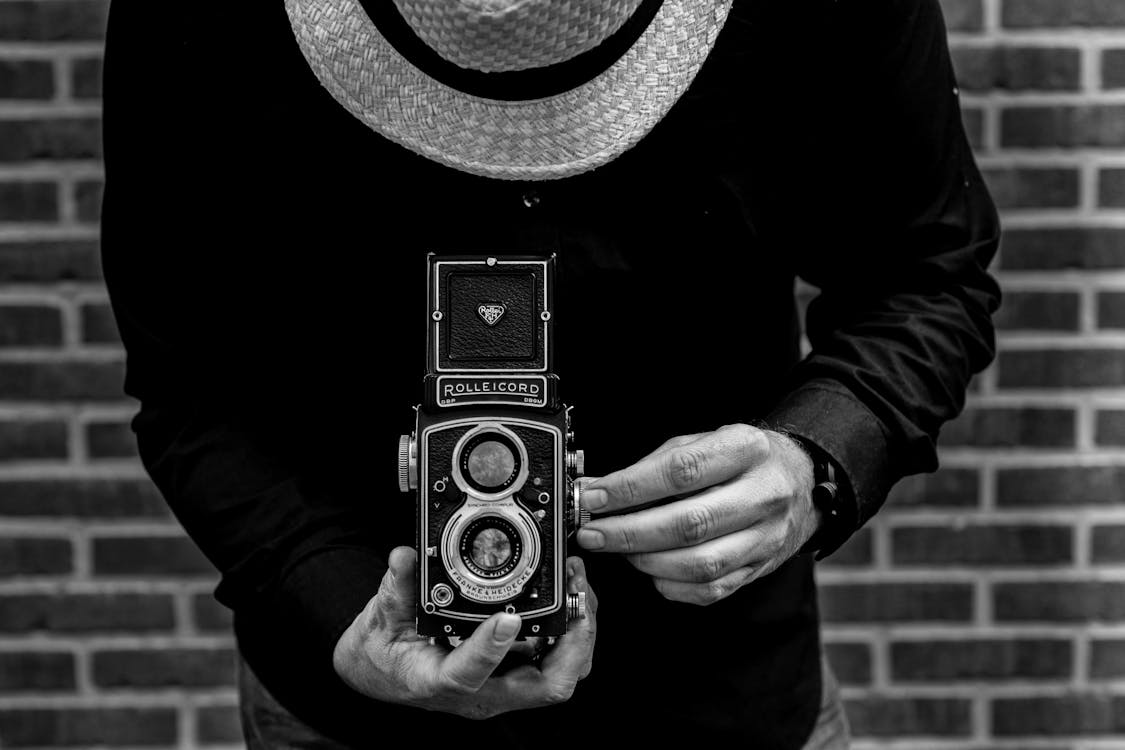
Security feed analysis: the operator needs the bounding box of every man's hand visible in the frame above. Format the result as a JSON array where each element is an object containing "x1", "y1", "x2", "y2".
[
  {"x1": 333, "y1": 547, "x2": 597, "y2": 720},
  {"x1": 576, "y1": 424, "x2": 819, "y2": 606}
]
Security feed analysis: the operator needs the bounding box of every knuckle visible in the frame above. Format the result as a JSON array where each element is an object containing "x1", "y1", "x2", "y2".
[
  {"x1": 618, "y1": 525, "x2": 640, "y2": 554},
  {"x1": 727, "y1": 423, "x2": 769, "y2": 462},
  {"x1": 619, "y1": 471, "x2": 644, "y2": 506},
  {"x1": 691, "y1": 552, "x2": 727, "y2": 582},
  {"x1": 666, "y1": 447, "x2": 707, "y2": 491},
  {"x1": 698, "y1": 580, "x2": 728, "y2": 605},
  {"x1": 544, "y1": 682, "x2": 576, "y2": 705},
  {"x1": 678, "y1": 505, "x2": 715, "y2": 545}
]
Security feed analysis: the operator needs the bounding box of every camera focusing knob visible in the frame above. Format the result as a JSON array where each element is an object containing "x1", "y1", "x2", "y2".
[
  {"x1": 566, "y1": 449, "x2": 585, "y2": 477},
  {"x1": 569, "y1": 480, "x2": 591, "y2": 530},
  {"x1": 397, "y1": 435, "x2": 418, "y2": 493},
  {"x1": 567, "y1": 591, "x2": 587, "y2": 620}
]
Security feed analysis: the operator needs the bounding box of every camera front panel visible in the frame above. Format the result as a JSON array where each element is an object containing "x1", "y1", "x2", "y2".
[{"x1": 417, "y1": 412, "x2": 565, "y2": 636}]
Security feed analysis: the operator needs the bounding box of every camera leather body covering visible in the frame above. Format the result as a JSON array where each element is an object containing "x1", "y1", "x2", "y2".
[{"x1": 399, "y1": 255, "x2": 587, "y2": 638}]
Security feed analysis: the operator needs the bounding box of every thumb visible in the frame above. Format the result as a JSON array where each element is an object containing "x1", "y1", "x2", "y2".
[
  {"x1": 438, "y1": 613, "x2": 520, "y2": 693},
  {"x1": 366, "y1": 546, "x2": 417, "y2": 634}
]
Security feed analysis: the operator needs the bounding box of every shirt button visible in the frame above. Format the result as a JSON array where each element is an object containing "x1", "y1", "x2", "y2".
[{"x1": 521, "y1": 190, "x2": 541, "y2": 208}]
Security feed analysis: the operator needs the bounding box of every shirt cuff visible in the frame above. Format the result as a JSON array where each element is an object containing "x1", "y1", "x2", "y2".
[
  {"x1": 273, "y1": 545, "x2": 388, "y2": 665},
  {"x1": 764, "y1": 378, "x2": 895, "y2": 554}
]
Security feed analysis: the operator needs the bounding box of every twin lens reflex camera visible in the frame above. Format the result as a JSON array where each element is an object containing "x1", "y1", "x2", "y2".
[{"x1": 397, "y1": 255, "x2": 588, "y2": 638}]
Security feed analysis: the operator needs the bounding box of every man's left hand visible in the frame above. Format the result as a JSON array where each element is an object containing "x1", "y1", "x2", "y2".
[{"x1": 576, "y1": 424, "x2": 821, "y2": 606}]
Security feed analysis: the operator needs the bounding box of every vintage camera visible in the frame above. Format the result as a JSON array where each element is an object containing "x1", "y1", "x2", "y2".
[{"x1": 398, "y1": 254, "x2": 588, "y2": 638}]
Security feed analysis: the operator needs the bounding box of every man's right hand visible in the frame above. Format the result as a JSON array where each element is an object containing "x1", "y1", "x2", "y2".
[{"x1": 332, "y1": 546, "x2": 597, "y2": 720}]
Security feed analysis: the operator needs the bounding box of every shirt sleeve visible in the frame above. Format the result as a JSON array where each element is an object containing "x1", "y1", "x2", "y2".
[
  {"x1": 764, "y1": 0, "x2": 1002, "y2": 552},
  {"x1": 99, "y1": 0, "x2": 388, "y2": 683}
]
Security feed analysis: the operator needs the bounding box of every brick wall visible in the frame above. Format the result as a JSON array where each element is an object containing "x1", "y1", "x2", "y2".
[{"x1": 0, "y1": 0, "x2": 1122, "y2": 747}]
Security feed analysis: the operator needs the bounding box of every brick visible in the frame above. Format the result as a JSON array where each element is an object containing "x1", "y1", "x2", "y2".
[
  {"x1": 71, "y1": 57, "x2": 101, "y2": 101},
  {"x1": 0, "y1": 118, "x2": 101, "y2": 163},
  {"x1": 1100, "y1": 168, "x2": 1125, "y2": 206},
  {"x1": 891, "y1": 639, "x2": 1071, "y2": 681},
  {"x1": 0, "y1": 2, "x2": 109, "y2": 41},
  {"x1": 994, "y1": 581, "x2": 1125, "y2": 622},
  {"x1": 0, "y1": 707, "x2": 176, "y2": 747},
  {"x1": 0, "y1": 652, "x2": 75, "y2": 692},
  {"x1": 1092, "y1": 525, "x2": 1125, "y2": 563},
  {"x1": 1001, "y1": 228, "x2": 1125, "y2": 270},
  {"x1": 887, "y1": 469, "x2": 978, "y2": 509},
  {"x1": 993, "y1": 694, "x2": 1125, "y2": 736},
  {"x1": 819, "y1": 526, "x2": 873, "y2": 567},
  {"x1": 998, "y1": 349, "x2": 1125, "y2": 389},
  {"x1": 0, "y1": 305, "x2": 63, "y2": 347},
  {"x1": 1001, "y1": 105, "x2": 1125, "y2": 148},
  {"x1": 952, "y1": 47, "x2": 1081, "y2": 92},
  {"x1": 998, "y1": 466, "x2": 1125, "y2": 507},
  {"x1": 0, "y1": 592, "x2": 174, "y2": 633},
  {"x1": 1096, "y1": 411, "x2": 1125, "y2": 446},
  {"x1": 0, "y1": 60, "x2": 54, "y2": 101},
  {"x1": 0, "y1": 360, "x2": 125, "y2": 400},
  {"x1": 1105, "y1": 49, "x2": 1125, "y2": 90},
  {"x1": 824, "y1": 641, "x2": 872, "y2": 685},
  {"x1": 1098, "y1": 292, "x2": 1125, "y2": 329},
  {"x1": 996, "y1": 291, "x2": 1080, "y2": 332},
  {"x1": 0, "y1": 479, "x2": 167, "y2": 518},
  {"x1": 87, "y1": 420, "x2": 137, "y2": 459},
  {"x1": 74, "y1": 180, "x2": 102, "y2": 224},
  {"x1": 892, "y1": 524, "x2": 1072, "y2": 566},
  {"x1": 0, "y1": 182, "x2": 58, "y2": 222},
  {"x1": 193, "y1": 594, "x2": 233, "y2": 633},
  {"x1": 844, "y1": 697, "x2": 972, "y2": 737},
  {"x1": 0, "y1": 537, "x2": 71, "y2": 577},
  {"x1": 939, "y1": 0, "x2": 984, "y2": 31},
  {"x1": 982, "y1": 168, "x2": 1080, "y2": 209},
  {"x1": 940, "y1": 407, "x2": 1075, "y2": 447},
  {"x1": 0, "y1": 240, "x2": 101, "y2": 282},
  {"x1": 80, "y1": 301, "x2": 120, "y2": 344},
  {"x1": 93, "y1": 647, "x2": 235, "y2": 688},
  {"x1": 197, "y1": 704, "x2": 241, "y2": 745},
  {"x1": 1091, "y1": 640, "x2": 1125, "y2": 679},
  {"x1": 0, "y1": 419, "x2": 67, "y2": 460},
  {"x1": 962, "y1": 107, "x2": 984, "y2": 150},
  {"x1": 819, "y1": 583, "x2": 973, "y2": 623},
  {"x1": 93, "y1": 535, "x2": 214, "y2": 577},
  {"x1": 1004, "y1": 0, "x2": 1125, "y2": 28}
]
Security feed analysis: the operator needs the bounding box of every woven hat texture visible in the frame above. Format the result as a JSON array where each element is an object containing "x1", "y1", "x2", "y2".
[{"x1": 285, "y1": 0, "x2": 734, "y2": 180}]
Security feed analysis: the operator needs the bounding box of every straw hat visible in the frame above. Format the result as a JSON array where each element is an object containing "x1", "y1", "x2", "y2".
[{"x1": 284, "y1": 0, "x2": 734, "y2": 181}]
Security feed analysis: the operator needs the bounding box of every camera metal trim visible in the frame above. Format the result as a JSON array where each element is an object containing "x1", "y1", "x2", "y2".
[
  {"x1": 431, "y1": 258, "x2": 550, "y2": 374},
  {"x1": 449, "y1": 422, "x2": 530, "y2": 502},
  {"x1": 440, "y1": 503, "x2": 542, "y2": 603},
  {"x1": 419, "y1": 415, "x2": 564, "y2": 622}
]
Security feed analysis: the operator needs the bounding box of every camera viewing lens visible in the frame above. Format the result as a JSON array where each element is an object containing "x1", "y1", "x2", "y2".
[
  {"x1": 458, "y1": 430, "x2": 522, "y2": 495},
  {"x1": 467, "y1": 440, "x2": 516, "y2": 489},
  {"x1": 470, "y1": 527, "x2": 512, "y2": 570},
  {"x1": 459, "y1": 516, "x2": 522, "y2": 580}
]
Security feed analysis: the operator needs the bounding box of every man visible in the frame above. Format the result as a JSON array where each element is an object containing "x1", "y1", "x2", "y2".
[{"x1": 100, "y1": 0, "x2": 1000, "y2": 747}]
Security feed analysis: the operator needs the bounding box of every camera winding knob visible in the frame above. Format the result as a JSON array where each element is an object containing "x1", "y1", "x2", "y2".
[
  {"x1": 567, "y1": 591, "x2": 587, "y2": 620},
  {"x1": 397, "y1": 435, "x2": 418, "y2": 493},
  {"x1": 566, "y1": 449, "x2": 585, "y2": 477}
]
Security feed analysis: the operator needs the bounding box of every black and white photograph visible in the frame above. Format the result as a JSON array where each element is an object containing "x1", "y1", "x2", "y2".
[{"x1": 0, "y1": 0, "x2": 1123, "y2": 748}]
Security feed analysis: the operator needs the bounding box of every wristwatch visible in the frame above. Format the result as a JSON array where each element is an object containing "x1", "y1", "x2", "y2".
[{"x1": 787, "y1": 434, "x2": 856, "y2": 558}]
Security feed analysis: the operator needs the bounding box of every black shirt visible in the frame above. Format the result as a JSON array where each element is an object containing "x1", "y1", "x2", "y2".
[{"x1": 100, "y1": 0, "x2": 1000, "y2": 747}]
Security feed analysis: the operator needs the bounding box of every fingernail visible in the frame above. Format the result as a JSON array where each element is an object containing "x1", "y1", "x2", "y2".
[
  {"x1": 577, "y1": 528, "x2": 605, "y2": 550},
  {"x1": 493, "y1": 614, "x2": 520, "y2": 642},
  {"x1": 582, "y1": 488, "x2": 607, "y2": 512}
]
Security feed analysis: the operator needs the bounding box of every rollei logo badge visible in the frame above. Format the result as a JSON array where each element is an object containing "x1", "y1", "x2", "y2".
[
  {"x1": 477, "y1": 303, "x2": 506, "y2": 326},
  {"x1": 477, "y1": 301, "x2": 508, "y2": 326}
]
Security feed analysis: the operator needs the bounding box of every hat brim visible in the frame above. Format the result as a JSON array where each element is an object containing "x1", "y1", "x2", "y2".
[{"x1": 285, "y1": 0, "x2": 733, "y2": 181}]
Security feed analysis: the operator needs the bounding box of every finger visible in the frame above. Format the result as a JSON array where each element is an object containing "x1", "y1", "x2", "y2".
[
  {"x1": 437, "y1": 612, "x2": 521, "y2": 693},
  {"x1": 636, "y1": 433, "x2": 706, "y2": 463},
  {"x1": 577, "y1": 481, "x2": 763, "y2": 554},
  {"x1": 539, "y1": 561, "x2": 597, "y2": 688},
  {"x1": 367, "y1": 546, "x2": 418, "y2": 635},
  {"x1": 581, "y1": 424, "x2": 770, "y2": 514},
  {"x1": 653, "y1": 565, "x2": 759, "y2": 606},
  {"x1": 625, "y1": 526, "x2": 773, "y2": 583}
]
